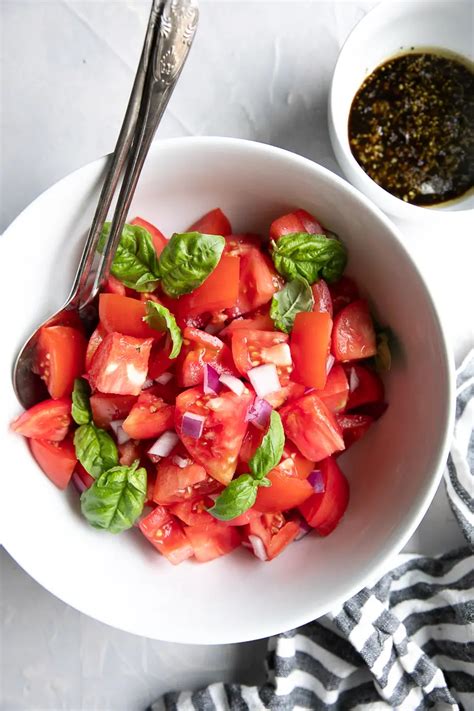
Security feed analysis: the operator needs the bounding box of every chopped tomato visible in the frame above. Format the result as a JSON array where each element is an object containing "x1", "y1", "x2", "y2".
[
  {"x1": 332, "y1": 300, "x2": 377, "y2": 362},
  {"x1": 269, "y1": 208, "x2": 324, "y2": 240},
  {"x1": 316, "y1": 364, "x2": 349, "y2": 412},
  {"x1": 254, "y1": 461, "x2": 313, "y2": 512},
  {"x1": 169, "y1": 497, "x2": 215, "y2": 526},
  {"x1": 345, "y1": 363, "x2": 384, "y2": 410},
  {"x1": 264, "y1": 381, "x2": 306, "y2": 409},
  {"x1": 231, "y1": 330, "x2": 293, "y2": 385},
  {"x1": 177, "y1": 327, "x2": 237, "y2": 388},
  {"x1": 85, "y1": 324, "x2": 106, "y2": 370},
  {"x1": 222, "y1": 508, "x2": 261, "y2": 527},
  {"x1": 244, "y1": 513, "x2": 299, "y2": 560},
  {"x1": 174, "y1": 255, "x2": 240, "y2": 318},
  {"x1": 187, "y1": 207, "x2": 232, "y2": 236},
  {"x1": 139, "y1": 507, "x2": 194, "y2": 565},
  {"x1": 238, "y1": 424, "x2": 264, "y2": 464},
  {"x1": 175, "y1": 386, "x2": 253, "y2": 485},
  {"x1": 29, "y1": 435, "x2": 77, "y2": 489},
  {"x1": 122, "y1": 390, "x2": 174, "y2": 439},
  {"x1": 88, "y1": 333, "x2": 153, "y2": 396},
  {"x1": 291, "y1": 312, "x2": 332, "y2": 389},
  {"x1": 131, "y1": 216, "x2": 167, "y2": 255},
  {"x1": 312, "y1": 279, "x2": 333, "y2": 316},
  {"x1": 99, "y1": 294, "x2": 161, "y2": 339},
  {"x1": 103, "y1": 275, "x2": 126, "y2": 296},
  {"x1": 150, "y1": 376, "x2": 180, "y2": 405},
  {"x1": 35, "y1": 325, "x2": 87, "y2": 399},
  {"x1": 282, "y1": 442, "x2": 314, "y2": 479},
  {"x1": 46, "y1": 310, "x2": 85, "y2": 331},
  {"x1": 329, "y1": 276, "x2": 359, "y2": 314},
  {"x1": 299, "y1": 457, "x2": 349, "y2": 536},
  {"x1": 90, "y1": 393, "x2": 137, "y2": 428},
  {"x1": 11, "y1": 398, "x2": 71, "y2": 441},
  {"x1": 184, "y1": 522, "x2": 241, "y2": 562},
  {"x1": 148, "y1": 337, "x2": 174, "y2": 380},
  {"x1": 230, "y1": 248, "x2": 282, "y2": 316},
  {"x1": 74, "y1": 462, "x2": 95, "y2": 489},
  {"x1": 221, "y1": 308, "x2": 273, "y2": 335},
  {"x1": 153, "y1": 454, "x2": 209, "y2": 505},
  {"x1": 118, "y1": 439, "x2": 142, "y2": 466},
  {"x1": 280, "y1": 392, "x2": 344, "y2": 461},
  {"x1": 336, "y1": 412, "x2": 374, "y2": 448}
]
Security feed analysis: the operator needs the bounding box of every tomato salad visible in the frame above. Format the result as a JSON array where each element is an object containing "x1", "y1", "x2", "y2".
[{"x1": 11, "y1": 207, "x2": 389, "y2": 564}]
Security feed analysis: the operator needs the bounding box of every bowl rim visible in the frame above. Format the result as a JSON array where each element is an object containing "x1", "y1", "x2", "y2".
[
  {"x1": 329, "y1": 0, "x2": 474, "y2": 220},
  {"x1": 1, "y1": 135, "x2": 456, "y2": 643}
]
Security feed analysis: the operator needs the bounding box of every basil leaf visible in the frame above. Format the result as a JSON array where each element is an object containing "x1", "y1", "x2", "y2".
[
  {"x1": 270, "y1": 277, "x2": 314, "y2": 333},
  {"x1": 98, "y1": 223, "x2": 161, "y2": 292},
  {"x1": 271, "y1": 232, "x2": 347, "y2": 284},
  {"x1": 158, "y1": 231, "x2": 225, "y2": 297},
  {"x1": 144, "y1": 301, "x2": 182, "y2": 358},
  {"x1": 74, "y1": 423, "x2": 118, "y2": 479},
  {"x1": 249, "y1": 411, "x2": 285, "y2": 480},
  {"x1": 80, "y1": 460, "x2": 146, "y2": 533},
  {"x1": 71, "y1": 377, "x2": 92, "y2": 425},
  {"x1": 208, "y1": 475, "x2": 259, "y2": 521}
]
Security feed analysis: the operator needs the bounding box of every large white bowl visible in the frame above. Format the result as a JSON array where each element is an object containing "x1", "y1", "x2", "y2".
[
  {"x1": 329, "y1": 0, "x2": 474, "y2": 222},
  {"x1": 0, "y1": 137, "x2": 454, "y2": 644}
]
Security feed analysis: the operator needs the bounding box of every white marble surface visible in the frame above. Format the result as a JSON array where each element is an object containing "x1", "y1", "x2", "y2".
[{"x1": 1, "y1": 1, "x2": 472, "y2": 708}]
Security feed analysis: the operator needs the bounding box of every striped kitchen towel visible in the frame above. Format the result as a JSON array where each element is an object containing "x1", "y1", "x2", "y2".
[{"x1": 152, "y1": 351, "x2": 473, "y2": 711}]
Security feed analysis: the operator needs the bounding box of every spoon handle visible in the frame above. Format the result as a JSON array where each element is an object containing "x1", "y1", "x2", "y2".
[
  {"x1": 66, "y1": 0, "x2": 164, "y2": 309},
  {"x1": 82, "y1": 0, "x2": 199, "y2": 308}
]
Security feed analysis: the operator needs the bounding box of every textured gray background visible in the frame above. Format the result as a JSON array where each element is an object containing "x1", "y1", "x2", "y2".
[{"x1": 1, "y1": 1, "x2": 471, "y2": 709}]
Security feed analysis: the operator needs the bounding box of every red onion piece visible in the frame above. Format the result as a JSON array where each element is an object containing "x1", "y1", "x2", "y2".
[
  {"x1": 142, "y1": 378, "x2": 154, "y2": 390},
  {"x1": 110, "y1": 419, "x2": 130, "y2": 445},
  {"x1": 326, "y1": 354, "x2": 335, "y2": 375},
  {"x1": 204, "y1": 364, "x2": 221, "y2": 395},
  {"x1": 148, "y1": 431, "x2": 179, "y2": 457},
  {"x1": 245, "y1": 397, "x2": 272, "y2": 429},
  {"x1": 248, "y1": 534, "x2": 268, "y2": 561},
  {"x1": 308, "y1": 469, "x2": 325, "y2": 493},
  {"x1": 182, "y1": 412, "x2": 206, "y2": 439},
  {"x1": 295, "y1": 518, "x2": 312, "y2": 541},
  {"x1": 172, "y1": 455, "x2": 190, "y2": 469},
  {"x1": 72, "y1": 471, "x2": 87, "y2": 494},
  {"x1": 248, "y1": 364, "x2": 281, "y2": 398},
  {"x1": 349, "y1": 367, "x2": 360, "y2": 393},
  {"x1": 219, "y1": 373, "x2": 245, "y2": 396},
  {"x1": 155, "y1": 372, "x2": 173, "y2": 385}
]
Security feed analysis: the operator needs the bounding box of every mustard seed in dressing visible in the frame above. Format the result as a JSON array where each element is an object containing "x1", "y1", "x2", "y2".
[{"x1": 348, "y1": 52, "x2": 474, "y2": 205}]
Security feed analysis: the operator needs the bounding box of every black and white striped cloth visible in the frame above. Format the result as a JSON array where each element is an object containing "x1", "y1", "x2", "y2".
[{"x1": 152, "y1": 351, "x2": 473, "y2": 711}]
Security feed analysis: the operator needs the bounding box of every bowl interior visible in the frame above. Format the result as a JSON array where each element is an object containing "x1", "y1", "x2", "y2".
[
  {"x1": 0, "y1": 138, "x2": 452, "y2": 643},
  {"x1": 330, "y1": 0, "x2": 474, "y2": 215}
]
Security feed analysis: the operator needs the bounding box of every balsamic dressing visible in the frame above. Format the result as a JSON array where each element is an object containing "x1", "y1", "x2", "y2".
[{"x1": 348, "y1": 51, "x2": 474, "y2": 206}]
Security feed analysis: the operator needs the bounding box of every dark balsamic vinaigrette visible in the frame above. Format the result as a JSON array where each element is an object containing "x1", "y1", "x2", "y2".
[{"x1": 348, "y1": 50, "x2": 474, "y2": 206}]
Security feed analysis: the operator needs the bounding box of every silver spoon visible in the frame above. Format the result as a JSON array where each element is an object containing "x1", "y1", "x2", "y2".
[{"x1": 12, "y1": 0, "x2": 199, "y2": 409}]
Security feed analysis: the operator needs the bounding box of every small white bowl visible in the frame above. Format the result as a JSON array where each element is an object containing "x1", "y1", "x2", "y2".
[
  {"x1": 329, "y1": 0, "x2": 474, "y2": 222},
  {"x1": 0, "y1": 137, "x2": 454, "y2": 643}
]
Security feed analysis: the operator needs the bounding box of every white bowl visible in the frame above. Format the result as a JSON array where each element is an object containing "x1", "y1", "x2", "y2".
[
  {"x1": 0, "y1": 137, "x2": 454, "y2": 644},
  {"x1": 329, "y1": 0, "x2": 474, "y2": 222}
]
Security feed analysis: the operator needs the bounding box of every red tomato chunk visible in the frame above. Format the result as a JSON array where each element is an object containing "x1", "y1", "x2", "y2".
[{"x1": 88, "y1": 333, "x2": 153, "y2": 396}]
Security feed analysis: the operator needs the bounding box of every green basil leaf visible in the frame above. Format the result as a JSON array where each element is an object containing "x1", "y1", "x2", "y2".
[
  {"x1": 158, "y1": 231, "x2": 225, "y2": 297},
  {"x1": 71, "y1": 377, "x2": 92, "y2": 425},
  {"x1": 249, "y1": 411, "x2": 285, "y2": 480},
  {"x1": 74, "y1": 423, "x2": 118, "y2": 479},
  {"x1": 271, "y1": 232, "x2": 347, "y2": 284},
  {"x1": 143, "y1": 301, "x2": 183, "y2": 358},
  {"x1": 98, "y1": 223, "x2": 161, "y2": 292},
  {"x1": 375, "y1": 329, "x2": 392, "y2": 372},
  {"x1": 208, "y1": 475, "x2": 259, "y2": 521},
  {"x1": 80, "y1": 460, "x2": 146, "y2": 533},
  {"x1": 270, "y1": 276, "x2": 314, "y2": 333}
]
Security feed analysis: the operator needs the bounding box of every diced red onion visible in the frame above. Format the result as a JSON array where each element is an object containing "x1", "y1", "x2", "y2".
[
  {"x1": 110, "y1": 419, "x2": 130, "y2": 445},
  {"x1": 172, "y1": 455, "x2": 190, "y2": 469},
  {"x1": 248, "y1": 534, "x2": 268, "y2": 561},
  {"x1": 248, "y1": 364, "x2": 281, "y2": 398},
  {"x1": 245, "y1": 397, "x2": 272, "y2": 429},
  {"x1": 326, "y1": 354, "x2": 335, "y2": 375},
  {"x1": 295, "y1": 518, "x2": 312, "y2": 541},
  {"x1": 219, "y1": 373, "x2": 245, "y2": 396},
  {"x1": 182, "y1": 412, "x2": 206, "y2": 439},
  {"x1": 204, "y1": 364, "x2": 221, "y2": 395},
  {"x1": 349, "y1": 367, "x2": 360, "y2": 393},
  {"x1": 142, "y1": 378, "x2": 154, "y2": 390},
  {"x1": 155, "y1": 372, "x2": 173, "y2": 385},
  {"x1": 72, "y1": 471, "x2": 87, "y2": 494},
  {"x1": 308, "y1": 469, "x2": 325, "y2": 493},
  {"x1": 148, "y1": 431, "x2": 179, "y2": 457}
]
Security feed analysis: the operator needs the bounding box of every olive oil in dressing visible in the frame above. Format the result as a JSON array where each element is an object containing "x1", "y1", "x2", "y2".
[{"x1": 348, "y1": 49, "x2": 474, "y2": 206}]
